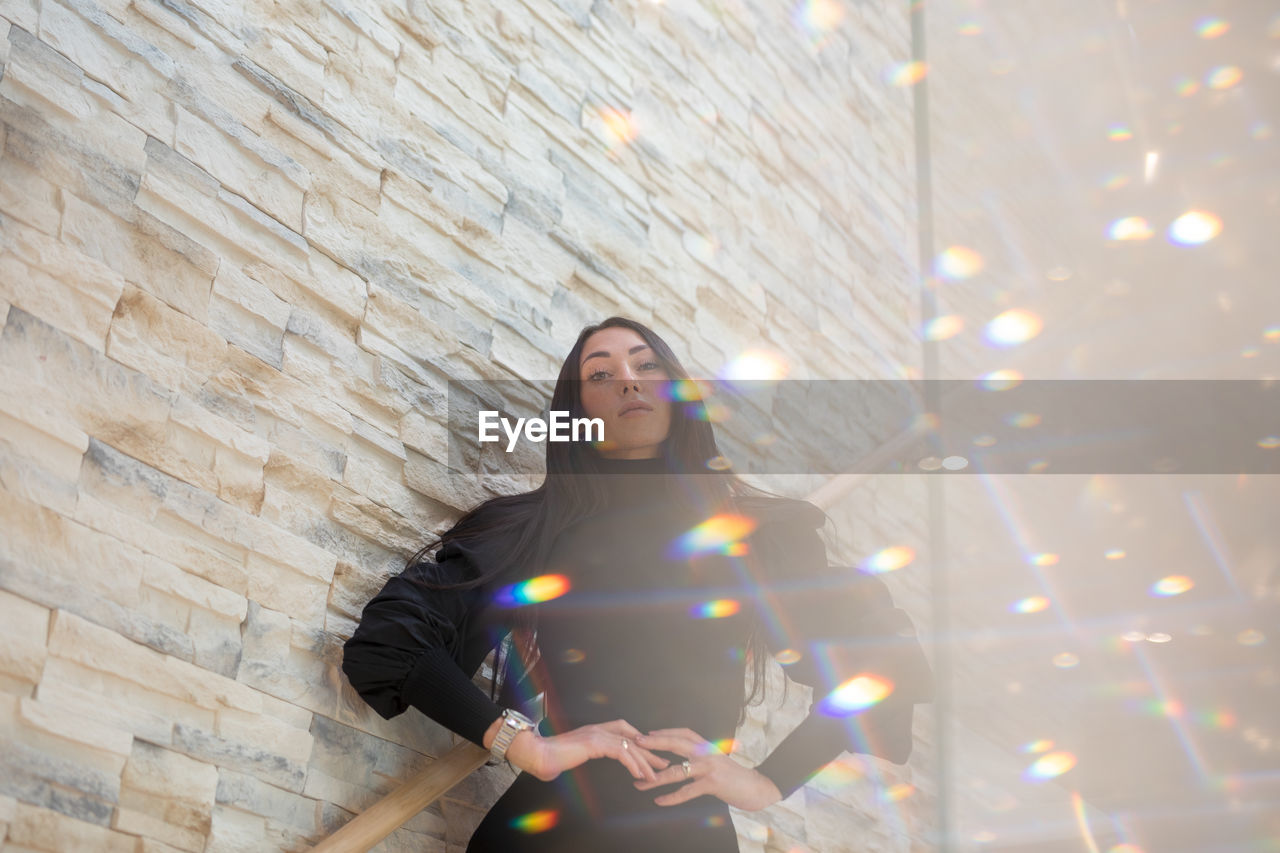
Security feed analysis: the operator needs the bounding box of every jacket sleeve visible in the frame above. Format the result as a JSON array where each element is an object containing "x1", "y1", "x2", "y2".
[
  {"x1": 341, "y1": 540, "x2": 510, "y2": 748},
  {"x1": 744, "y1": 499, "x2": 934, "y2": 799}
]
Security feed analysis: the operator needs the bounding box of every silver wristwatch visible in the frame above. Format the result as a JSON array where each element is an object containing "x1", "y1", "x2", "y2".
[{"x1": 488, "y1": 708, "x2": 536, "y2": 765}]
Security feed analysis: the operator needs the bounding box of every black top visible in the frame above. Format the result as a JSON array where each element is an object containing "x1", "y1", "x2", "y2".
[{"x1": 342, "y1": 456, "x2": 932, "y2": 800}]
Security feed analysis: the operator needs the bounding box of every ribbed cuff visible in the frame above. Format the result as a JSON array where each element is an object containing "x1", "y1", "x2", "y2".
[{"x1": 400, "y1": 646, "x2": 504, "y2": 748}]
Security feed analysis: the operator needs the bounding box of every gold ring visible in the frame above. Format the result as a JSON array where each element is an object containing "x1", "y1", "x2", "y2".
[{"x1": 682, "y1": 760, "x2": 692, "y2": 778}]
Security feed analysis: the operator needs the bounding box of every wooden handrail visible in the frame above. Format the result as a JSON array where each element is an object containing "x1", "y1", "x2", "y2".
[{"x1": 310, "y1": 741, "x2": 489, "y2": 852}]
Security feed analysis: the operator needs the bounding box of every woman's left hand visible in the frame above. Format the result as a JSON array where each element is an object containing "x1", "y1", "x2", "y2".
[{"x1": 632, "y1": 728, "x2": 783, "y2": 811}]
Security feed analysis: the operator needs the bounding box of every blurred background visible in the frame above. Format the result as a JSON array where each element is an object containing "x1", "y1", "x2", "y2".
[{"x1": 924, "y1": 0, "x2": 1279, "y2": 850}]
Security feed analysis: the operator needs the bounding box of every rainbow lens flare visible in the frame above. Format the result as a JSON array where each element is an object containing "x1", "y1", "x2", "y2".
[
  {"x1": 775, "y1": 648, "x2": 803, "y2": 665},
  {"x1": 1108, "y1": 216, "x2": 1154, "y2": 240},
  {"x1": 496, "y1": 574, "x2": 571, "y2": 607},
  {"x1": 986, "y1": 309, "x2": 1043, "y2": 346},
  {"x1": 668, "y1": 514, "x2": 757, "y2": 558},
  {"x1": 1168, "y1": 210, "x2": 1222, "y2": 245},
  {"x1": 720, "y1": 349, "x2": 789, "y2": 382},
  {"x1": 981, "y1": 369, "x2": 1023, "y2": 390},
  {"x1": 1021, "y1": 739, "x2": 1054, "y2": 754},
  {"x1": 818, "y1": 674, "x2": 893, "y2": 716},
  {"x1": 666, "y1": 378, "x2": 708, "y2": 402},
  {"x1": 886, "y1": 60, "x2": 928, "y2": 86},
  {"x1": 882, "y1": 782, "x2": 915, "y2": 802},
  {"x1": 1031, "y1": 553, "x2": 1059, "y2": 566},
  {"x1": 934, "y1": 245, "x2": 984, "y2": 280},
  {"x1": 691, "y1": 599, "x2": 741, "y2": 619},
  {"x1": 711, "y1": 738, "x2": 735, "y2": 754},
  {"x1": 862, "y1": 545, "x2": 915, "y2": 574},
  {"x1": 1024, "y1": 750, "x2": 1077, "y2": 781},
  {"x1": 1152, "y1": 575, "x2": 1194, "y2": 596},
  {"x1": 1105, "y1": 549, "x2": 1126, "y2": 560},
  {"x1": 596, "y1": 107, "x2": 637, "y2": 150},
  {"x1": 1206, "y1": 66, "x2": 1242, "y2": 90},
  {"x1": 923, "y1": 315, "x2": 964, "y2": 341},
  {"x1": 1196, "y1": 17, "x2": 1229, "y2": 38},
  {"x1": 1012, "y1": 595, "x2": 1050, "y2": 614},
  {"x1": 510, "y1": 809, "x2": 559, "y2": 833},
  {"x1": 794, "y1": 0, "x2": 844, "y2": 36},
  {"x1": 1108, "y1": 125, "x2": 1133, "y2": 141}
]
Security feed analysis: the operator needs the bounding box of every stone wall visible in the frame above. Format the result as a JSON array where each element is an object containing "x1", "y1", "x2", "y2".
[{"x1": 0, "y1": 0, "x2": 932, "y2": 851}]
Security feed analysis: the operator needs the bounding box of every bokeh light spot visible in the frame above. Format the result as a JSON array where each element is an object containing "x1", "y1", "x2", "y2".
[
  {"x1": 691, "y1": 599, "x2": 741, "y2": 619},
  {"x1": 1108, "y1": 125, "x2": 1133, "y2": 141},
  {"x1": 1012, "y1": 595, "x2": 1050, "y2": 614},
  {"x1": 981, "y1": 369, "x2": 1023, "y2": 390},
  {"x1": 1108, "y1": 216, "x2": 1154, "y2": 241},
  {"x1": 1053, "y1": 652, "x2": 1080, "y2": 668},
  {"x1": 720, "y1": 349, "x2": 789, "y2": 382},
  {"x1": 1257, "y1": 436, "x2": 1280, "y2": 449},
  {"x1": 886, "y1": 60, "x2": 928, "y2": 86},
  {"x1": 1206, "y1": 66, "x2": 1243, "y2": 89},
  {"x1": 510, "y1": 809, "x2": 559, "y2": 834},
  {"x1": 934, "y1": 245, "x2": 984, "y2": 279},
  {"x1": 669, "y1": 514, "x2": 757, "y2": 558},
  {"x1": 1105, "y1": 549, "x2": 1126, "y2": 560},
  {"x1": 775, "y1": 648, "x2": 803, "y2": 665},
  {"x1": 1168, "y1": 210, "x2": 1222, "y2": 245},
  {"x1": 985, "y1": 309, "x2": 1043, "y2": 346},
  {"x1": 1152, "y1": 575, "x2": 1194, "y2": 596},
  {"x1": 496, "y1": 574, "x2": 571, "y2": 606},
  {"x1": 863, "y1": 545, "x2": 915, "y2": 574},
  {"x1": 923, "y1": 314, "x2": 964, "y2": 341},
  {"x1": 1024, "y1": 751, "x2": 1077, "y2": 781},
  {"x1": 1237, "y1": 629, "x2": 1265, "y2": 646},
  {"x1": 1021, "y1": 739, "x2": 1054, "y2": 754},
  {"x1": 1031, "y1": 552, "x2": 1060, "y2": 566},
  {"x1": 819, "y1": 674, "x2": 894, "y2": 716},
  {"x1": 882, "y1": 782, "x2": 915, "y2": 802},
  {"x1": 1196, "y1": 18, "x2": 1230, "y2": 38}
]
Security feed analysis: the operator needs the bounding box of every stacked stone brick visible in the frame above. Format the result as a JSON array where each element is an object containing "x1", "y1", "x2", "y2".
[{"x1": 0, "y1": 0, "x2": 930, "y2": 850}]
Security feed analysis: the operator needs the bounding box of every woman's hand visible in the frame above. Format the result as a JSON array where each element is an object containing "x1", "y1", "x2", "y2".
[
  {"x1": 501, "y1": 718, "x2": 670, "y2": 783},
  {"x1": 632, "y1": 728, "x2": 784, "y2": 812}
]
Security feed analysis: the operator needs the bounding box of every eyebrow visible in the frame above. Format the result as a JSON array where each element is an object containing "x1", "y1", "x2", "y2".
[{"x1": 581, "y1": 344, "x2": 652, "y2": 368}]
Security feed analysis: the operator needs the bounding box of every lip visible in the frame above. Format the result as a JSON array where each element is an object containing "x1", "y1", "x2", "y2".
[{"x1": 618, "y1": 402, "x2": 654, "y2": 417}]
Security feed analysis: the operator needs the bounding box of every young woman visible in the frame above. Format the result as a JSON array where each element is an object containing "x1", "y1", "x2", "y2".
[{"x1": 342, "y1": 318, "x2": 932, "y2": 851}]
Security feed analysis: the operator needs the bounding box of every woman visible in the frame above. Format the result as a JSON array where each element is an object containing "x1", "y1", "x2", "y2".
[{"x1": 342, "y1": 318, "x2": 932, "y2": 851}]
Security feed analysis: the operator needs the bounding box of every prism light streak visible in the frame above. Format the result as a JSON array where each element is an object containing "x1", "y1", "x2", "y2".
[
  {"x1": 1130, "y1": 641, "x2": 1211, "y2": 780},
  {"x1": 1182, "y1": 490, "x2": 1243, "y2": 596},
  {"x1": 973, "y1": 470, "x2": 1076, "y2": 631},
  {"x1": 1070, "y1": 790, "x2": 1103, "y2": 853}
]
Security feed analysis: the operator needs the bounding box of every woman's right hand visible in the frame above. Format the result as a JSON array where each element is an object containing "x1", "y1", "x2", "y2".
[{"x1": 504, "y1": 718, "x2": 670, "y2": 783}]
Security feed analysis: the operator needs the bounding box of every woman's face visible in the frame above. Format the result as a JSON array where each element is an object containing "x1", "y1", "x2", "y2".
[{"x1": 577, "y1": 327, "x2": 673, "y2": 459}]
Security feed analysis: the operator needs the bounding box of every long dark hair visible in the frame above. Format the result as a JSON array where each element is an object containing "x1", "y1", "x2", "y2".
[{"x1": 406, "y1": 317, "x2": 800, "y2": 717}]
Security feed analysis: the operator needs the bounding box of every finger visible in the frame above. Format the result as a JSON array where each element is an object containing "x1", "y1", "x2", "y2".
[
  {"x1": 654, "y1": 780, "x2": 710, "y2": 807},
  {"x1": 632, "y1": 733, "x2": 697, "y2": 758},
  {"x1": 633, "y1": 763, "x2": 691, "y2": 791},
  {"x1": 604, "y1": 719, "x2": 644, "y2": 739},
  {"x1": 643, "y1": 728, "x2": 720, "y2": 756},
  {"x1": 636, "y1": 747, "x2": 671, "y2": 770},
  {"x1": 613, "y1": 735, "x2": 656, "y2": 781},
  {"x1": 645, "y1": 727, "x2": 704, "y2": 742}
]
